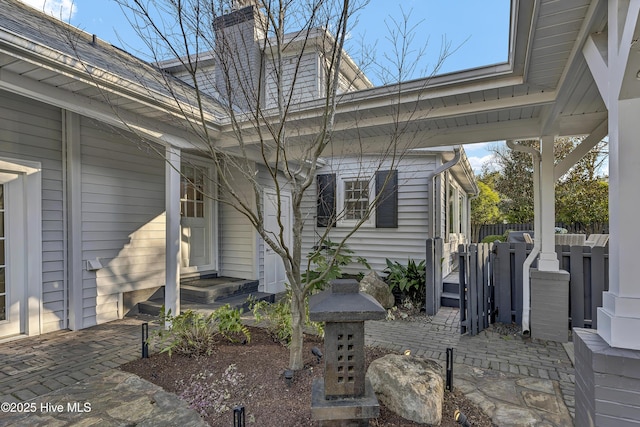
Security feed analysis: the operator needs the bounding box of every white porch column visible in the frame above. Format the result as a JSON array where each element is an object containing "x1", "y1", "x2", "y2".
[
  {"x1": 582, "y1": 0, "x2": 640, "y2": 351},
  {"x1": 165, "y1": 146, "x2": 181, "y2": 317},
  {"x1": 64, "y1": 110, "x2": 84, "y2": 331},
  {"x1": 597, "y1": 97, "x2": 640, "y2": 350},
  {"x1": 537, "y1": 135, "x2": 559, "y2": 271}
]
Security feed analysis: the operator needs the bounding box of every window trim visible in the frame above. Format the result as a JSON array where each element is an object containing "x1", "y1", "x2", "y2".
[{"x1": 336, "y1": 175, "x2": 375, "y2": 227}]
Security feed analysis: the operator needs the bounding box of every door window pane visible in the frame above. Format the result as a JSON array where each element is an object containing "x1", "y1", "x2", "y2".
[{"x1": 180, "y1": 166, "x2": 205, "y2": 218}]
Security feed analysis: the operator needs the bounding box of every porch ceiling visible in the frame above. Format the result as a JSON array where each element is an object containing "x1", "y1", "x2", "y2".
[{"x1": 217, "y1": 0, "x2": 609, "y2": 155}]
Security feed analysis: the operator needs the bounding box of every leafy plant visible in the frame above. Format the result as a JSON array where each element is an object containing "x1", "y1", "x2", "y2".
[
  {"x1": 303, "y1": 239, "x2": 370, "y2": 292},
  {"x1": 150, "y1": 304, "x2": 250, "y2": 357},
  {"x1": 251, "y1": 291, "x2": 324, "y2": 346},
  {"x1": 384, "y1": 258, "x2": 427, "y2": 306},
  {"x1": 210, "y1": 304, "x2": 251, "y2": 343}
]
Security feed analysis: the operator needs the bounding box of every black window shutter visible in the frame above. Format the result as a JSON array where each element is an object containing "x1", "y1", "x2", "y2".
[
  {"x1": 376, "y1": 170, "x2": 398, "y2": 228},
  {"x1": 317, "y1": 173, "x2": 336, "y2": 227}
]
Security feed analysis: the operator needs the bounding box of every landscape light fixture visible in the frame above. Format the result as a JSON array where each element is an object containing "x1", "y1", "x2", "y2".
[
  {"x1": 233, "y1": 405, "x2": 245, "y2": 427},
  {"x1": 454, "y1": 409, "x2": 471, "y2": 427},
  {"x1": 446, "y1": 348, "x2": 454, "y2": 391},
  {"x1": 284, "y1": 369, "x2": 294, "y2": 387},
  {"x1": 141, "y1": 323, "x2": 149, "y2": 359},
  {"x1": 311, "y1": 346, "x2": 323, "y2": 364}
]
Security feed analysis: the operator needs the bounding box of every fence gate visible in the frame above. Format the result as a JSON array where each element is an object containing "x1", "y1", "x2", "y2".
[{"x1": 458, "y1": 243, "x2": 494, "y2": 335}]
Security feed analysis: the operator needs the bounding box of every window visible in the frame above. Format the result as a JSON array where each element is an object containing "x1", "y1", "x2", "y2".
[
  {"x1": 180, "y1": 165, "x2": 205, "y2": 218},
  {"x1": 316, "y1": 170, "x2": 397, "y2": 228},
  {"x1": 343, "y1": 179, "x2": 369, "y2": 220}
]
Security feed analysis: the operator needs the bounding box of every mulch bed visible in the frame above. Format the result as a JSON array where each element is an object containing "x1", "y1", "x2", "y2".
[{"x1": 121, "y1": 325, "x2": 495, "y2": 426}]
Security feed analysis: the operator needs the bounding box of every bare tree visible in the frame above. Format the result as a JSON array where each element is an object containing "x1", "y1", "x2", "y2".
[{"x1": 85, "y1": 0, "x2": 451, "y2": 370}]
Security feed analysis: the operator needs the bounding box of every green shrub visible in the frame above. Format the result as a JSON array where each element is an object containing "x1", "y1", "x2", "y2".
[
  {"x1": 251, "y1": 291, "x2": 324, "y2": 346},
  {"x1": 210, "y1": 304, "x2": 251, "y2": 343},
  {"x1": 303, "y1": 239, "x2": 370, "y2": 292},
  {"x1": 384, "y1": 258, "x2": 426, "y2": 306},
  {"x1": 151, "y1": 304, "x2": 250, "y2": 357},
  {"x1": 481, "y1": 234, "x2": 504, "y2": 243}
]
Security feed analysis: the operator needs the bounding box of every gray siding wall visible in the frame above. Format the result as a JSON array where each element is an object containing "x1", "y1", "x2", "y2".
[
  {"x1": 302, "y1": 155, "x2": 436, "y2": 275},
  {"x1": 265, "y1": 51, "x2": 319, "y2": 108},
  {"x1": 79, "y1": 119, "x2": 166, "y2": 327},
  {"x1": 0, "y1": 90, "x2": 65, "y2": 333},
  {"x1": 218, "y1": 161, "x2": 257, "y2": 280},
  {"x1": 172, "y1": 64, "x2": 219, "y2": 100}
]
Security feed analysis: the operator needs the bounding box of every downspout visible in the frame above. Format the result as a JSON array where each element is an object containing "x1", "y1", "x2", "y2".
[
  {"x1": 428, "y1": 148, "x2": 461, "y2": 239},
  {"x1": 506, "y1": 140, "x2": 541, "y2": 334}
]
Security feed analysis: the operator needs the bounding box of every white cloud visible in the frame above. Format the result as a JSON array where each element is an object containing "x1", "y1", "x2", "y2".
[
  {"x1": 468, "y1": 154, "x2": 495, "y2": 174},
  {"x1": 19, "y1": 0, "x2": 77, "y2": 20}
]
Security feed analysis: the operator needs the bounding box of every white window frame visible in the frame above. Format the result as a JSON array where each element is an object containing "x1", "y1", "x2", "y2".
[{"x1": 337, "y1": 175, "x2": 375, "y2": 227}]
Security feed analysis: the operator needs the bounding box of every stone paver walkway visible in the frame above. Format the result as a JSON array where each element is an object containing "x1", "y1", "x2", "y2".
[
  {"x1": 0, "y1": 308, "x2": 576, "y2": 426},
  {"x1": 0, "y1": 370, "x2": 207, "y2": 426},
  {"x1": 0, "y1": 317, "x2": 151, "y2": 403},
  {"x1": 365, "y1": 307, "x2": 575, "y2": 426}
]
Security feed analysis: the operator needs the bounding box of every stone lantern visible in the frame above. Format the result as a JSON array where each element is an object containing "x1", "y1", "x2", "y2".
[{"x1": 309, "y1": 279, "x2": 386, "y2": 426}]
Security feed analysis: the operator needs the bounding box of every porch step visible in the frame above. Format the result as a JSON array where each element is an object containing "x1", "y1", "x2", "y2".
[
  {"x1": 441, "y1": 291, "x2": 460, "y2": 308},
  {"x1": 137, "y1": 277, "x2": 265, "y2": 316},
  {"x1": 443, "y1": 280, "x2": 460, "y2": 295},
  {"x1": 181, "y1": 279, "x2": 259, "y2": 304},
  {"x1": 137, "y1": 291, "x2": 274, "y2": 316},
  {"x1": 441, "y1": 271, "x2": 460, "y2": 308}
]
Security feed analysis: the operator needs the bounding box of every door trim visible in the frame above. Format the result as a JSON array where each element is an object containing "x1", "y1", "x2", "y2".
[
  {"x1": 180, "y1": 156, "x2": 218, "y2": 275},
  {"x1": 0, "y1": 157, "x2": 42, "y2": 338},
  {"x1": 262, "y1": 188, "x2": 292, "y2": 294}
]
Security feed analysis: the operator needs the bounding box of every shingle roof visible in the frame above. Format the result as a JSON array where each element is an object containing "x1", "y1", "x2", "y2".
[{"x1": 0, "y1": 0, "x2": 226, "y2": 122}]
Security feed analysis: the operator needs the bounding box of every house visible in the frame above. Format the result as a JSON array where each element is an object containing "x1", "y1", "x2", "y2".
[
  {"x1": 158, "y1": 6, "x2": 478, "y2": 283},
  {"x1": 305, "y1": 149, "x2": 477, "y2": 277},
  {"x1": 0, "y1": 0, "x2": 232, "y2": 335},
  {"x1": 2, "y1": 1, "x2": 640, "y2": 423},
  {"x1": 0, "y1": 0, "x2": 473, "y2": 337}
]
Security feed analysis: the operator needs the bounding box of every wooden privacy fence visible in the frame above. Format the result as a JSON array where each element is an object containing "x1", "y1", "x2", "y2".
[
  {"x1": 473, "y1": 222, "x2": 610, "y2": 243},
  {"x1": 458, "y1": 243, "x2": 493, "y2": 335},
  {"x1": 492, "y1": 243, "x2": 609, "y2": 329},
  {"x1": 457, "y1": 242, "x2": 609, "y2": 335}
]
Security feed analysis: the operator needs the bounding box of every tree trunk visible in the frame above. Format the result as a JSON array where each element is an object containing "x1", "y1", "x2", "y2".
[{"x1": 289, "y1": 290, "x2": 305, "y2": 370}]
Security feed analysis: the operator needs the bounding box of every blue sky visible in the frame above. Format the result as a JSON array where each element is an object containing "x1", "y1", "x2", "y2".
[{"x1": 19, "y1": 0, "x2": 511, "y2": 173}]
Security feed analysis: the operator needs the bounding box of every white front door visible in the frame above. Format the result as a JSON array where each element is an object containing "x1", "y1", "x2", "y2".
[
  {"x1": 263, "y1": 189, "x2": 291, "y2": 294},
  {"x1": 0, "y1": 173, "x2": 23, "y2": 337},
  {"x1": 180, "y1": 163, "x2": 215, "y2": 272}
]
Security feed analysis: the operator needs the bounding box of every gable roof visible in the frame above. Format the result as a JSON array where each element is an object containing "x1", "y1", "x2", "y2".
[
  {"x1": 0, "y1": 0, "x2": 225, "y2": 147},
  {"x1": 0, "y1": 0, "x2": 608, "y2": 155}
]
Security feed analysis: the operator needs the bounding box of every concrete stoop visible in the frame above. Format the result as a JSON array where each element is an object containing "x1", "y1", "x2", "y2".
[{"x1": 137, "y1": 276, "x2": 274, "y2": 316}]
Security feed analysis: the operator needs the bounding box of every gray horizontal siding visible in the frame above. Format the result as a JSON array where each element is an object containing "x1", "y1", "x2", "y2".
[
  {"x1": 218, "y1": 161, "x2": 257, "y2": 280},
  {"x1": 265, "y1": 52, "x2": 318, "y2": 108},
  {"x1": 302, "y1": 156, "x2": 436, "y2": 275},
  {"x1": 80, "y1": 118, "x2": 166, "y2": 327}
]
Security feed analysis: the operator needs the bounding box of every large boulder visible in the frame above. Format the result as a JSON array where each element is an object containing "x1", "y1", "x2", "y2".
[
  {"x1": 366, "y1": 354, "x2": 444, "y2": 425},
  {"x1": 359, "y1": 271, "x2": 395, "y2": 309}
]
